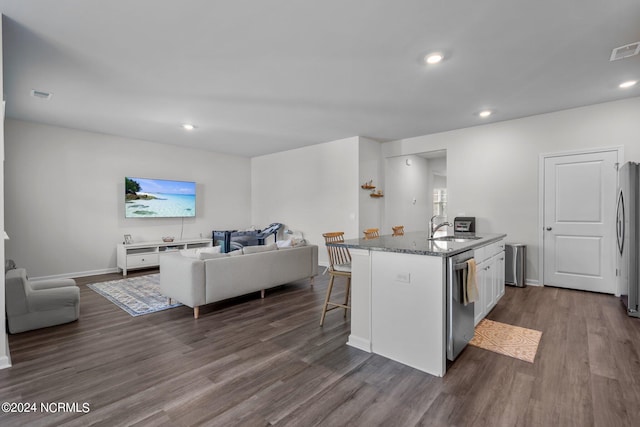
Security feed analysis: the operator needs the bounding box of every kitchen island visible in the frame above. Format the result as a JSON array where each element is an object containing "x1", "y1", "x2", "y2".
[{"x1": 330, "y1": 231, "x2": 506, "y2": 376}]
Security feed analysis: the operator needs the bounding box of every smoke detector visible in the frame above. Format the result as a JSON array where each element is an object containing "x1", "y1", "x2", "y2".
[
  {"x1": 30, "y1": 89, "x2": 53, "y2": 100},
  {"x1": 610, "y1": 42, "x2": 640, "y2": 61}
]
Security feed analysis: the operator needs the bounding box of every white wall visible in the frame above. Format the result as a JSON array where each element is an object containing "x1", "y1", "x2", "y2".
[
  {"x1": 0, "y1": 16, "x2": 10, "y2": 369},
  {"x1": 4, "y1": 119, "x2": 252, "y2": 278},
  {"x1": 251, "y1": 136, "x2": 361, "y2": 265},
  {"x1": 6, "y1": 96, "x2": 639, "y2": 284},
  {"x1": 358, "y1": 137, "x2": 383, "y2": 233},
  {"x1": 382, "y1": 96, "x2": 640, "y2": 284},
  {"x1": 428, "y1": 157, "x2": 447, "y2": 192},
  {"x1": 384, "y1": 154, "x2": 432, "y2": 232}
]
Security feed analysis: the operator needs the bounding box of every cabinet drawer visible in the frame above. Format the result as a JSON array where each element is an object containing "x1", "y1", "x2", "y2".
[
  {"x1": 475, "y1": 240, "x2": 505, "y2": 262},
  {"x1": 493, "y1": 241, "x2": 505, "y2": 256},
  {"x1": 128, "y1": 253, "x2": 159, "y2": 268}
]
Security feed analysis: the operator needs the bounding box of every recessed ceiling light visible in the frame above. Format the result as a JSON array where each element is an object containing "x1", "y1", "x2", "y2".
[
  {"x1": 425, "y1": 53, "x2": 444, "y2": 64},
  {"x1": 182, "y1": 123, "x2": 196, "y2": 130},
  {"x1": 478, "y1": 110, "x2": 492, "y2": 118},
  {"x1": 619, "y1": 80, "x2": 637, "y2": 89}
]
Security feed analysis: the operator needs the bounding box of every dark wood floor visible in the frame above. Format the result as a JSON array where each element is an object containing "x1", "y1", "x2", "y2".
[{"x1": 1, "y1": 268, "x2": 639, "y2": 427}]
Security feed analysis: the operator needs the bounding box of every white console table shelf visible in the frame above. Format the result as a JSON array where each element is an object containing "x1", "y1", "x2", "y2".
[{"x1": 116, "y1": 238, "x2": 212, "y2": 276}]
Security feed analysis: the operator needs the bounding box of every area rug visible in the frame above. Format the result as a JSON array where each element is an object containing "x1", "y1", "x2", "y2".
[
  {"x1": 469, "y1": 319, "x2": 542, "y2": 363},
  {"x1": 88, "y1": 274, "x2": 182, "y2": 317}
]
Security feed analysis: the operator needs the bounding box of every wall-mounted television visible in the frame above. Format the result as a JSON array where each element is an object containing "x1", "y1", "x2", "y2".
[{"x1": 125, "y1": 177, "x2": 196, "y2": 218}]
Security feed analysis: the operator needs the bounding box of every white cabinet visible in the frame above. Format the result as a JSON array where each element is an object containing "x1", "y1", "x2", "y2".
[
  {"x1": 474, "y1": 258, "x2": 488, "y2": 325},
  {"x1": 473, "y1": 239, "x2": 505, "y2": 325},
  {"x1": 495, "y1": 251, "x2": 505, "y2": 300},
  {"x1": 485, "y1": 258, "x2": 497, "y2": 315},
  {"x1": 116, "y1": 238, "x2": 212, "y2": 275}
]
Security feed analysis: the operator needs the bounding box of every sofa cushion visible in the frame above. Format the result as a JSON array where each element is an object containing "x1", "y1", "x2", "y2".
[
  {"x1": 181, "y1": 246, "x2": 221, "y2": 259},
  {"x1": 180, "y1": 249, "x2": 199, "y2": 258},
  {"x1": 199, "y1": 246, "x2": 221, "y2": 254},
  {"x1": 198, "y1": 252, "x2": 228, "y2": 260},
  {"x1": 243, "y1": 243, "x2": 278, "y2": 254},
  {"x1": 276, "y1": 239, "x2": 292, "y2": 248}
]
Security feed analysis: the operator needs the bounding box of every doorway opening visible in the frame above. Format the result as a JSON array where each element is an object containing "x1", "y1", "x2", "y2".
[{"x1": 384, "y1": 150, "x2": 446, "y2": 233}]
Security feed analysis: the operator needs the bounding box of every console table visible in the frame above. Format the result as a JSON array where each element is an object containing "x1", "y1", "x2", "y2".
[{"x1": 116, "y1": 238, "x2": 213, "y2": 276}]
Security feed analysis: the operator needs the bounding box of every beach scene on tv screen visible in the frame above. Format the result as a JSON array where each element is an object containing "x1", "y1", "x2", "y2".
[{"x1": 125, "y1": 177, "x2": 196, "y2": 218}]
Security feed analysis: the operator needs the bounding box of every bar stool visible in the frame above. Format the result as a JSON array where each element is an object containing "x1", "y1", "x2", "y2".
[
  {"x1": 392, "y1": 225, "x2": 405, "y2": 236},
  {"x1": 320, "y1": 232, "x2": 351, "y2": 326},
  {"x1": 363, "y1": 228, "x2": 380, "y2": 239}
]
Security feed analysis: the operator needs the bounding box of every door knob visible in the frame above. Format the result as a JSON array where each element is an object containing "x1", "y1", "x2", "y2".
[{"x1": 546, "y1": 227, "x2": 552, "y2": 231}]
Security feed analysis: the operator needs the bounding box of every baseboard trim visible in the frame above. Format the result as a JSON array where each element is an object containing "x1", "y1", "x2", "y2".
[
  {"x1": 32, "y1": 267, "x2": 120, "y2": 282},
  {"x1": 526, "y1": 279, "x2": 541, "y2": 286},
  {"x1": 0, "y1": 338, "x2": 11, "y2": 370},
  {"x1": 0, "y1": 357, "x2": 11, "y2": 370},
  {"x1": 347, "y1": 335, "x2": 371, "y2": 353}
]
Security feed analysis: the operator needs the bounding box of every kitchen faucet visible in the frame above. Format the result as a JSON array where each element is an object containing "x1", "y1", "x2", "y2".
[{"x1": 429, "y1": 214, "x2": 452, "y2": 238}]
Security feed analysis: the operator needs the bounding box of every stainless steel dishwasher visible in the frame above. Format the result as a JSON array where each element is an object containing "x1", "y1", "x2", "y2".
[{"x1": 446, "y1": 250, "x2": 475, "y2": 361}]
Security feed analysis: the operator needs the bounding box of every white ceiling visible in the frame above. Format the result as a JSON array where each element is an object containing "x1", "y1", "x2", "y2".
[{"x1": 1, "y1": 1, "x2": 639, "y2": 157}]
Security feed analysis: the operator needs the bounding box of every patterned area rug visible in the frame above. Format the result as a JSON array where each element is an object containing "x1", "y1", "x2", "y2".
[
  {"x1": 469, "y1": 319, "x2": 542, "y2": 363},
  {"x1": 88, "y1": 274, "x2": 182, "y2": 317}
]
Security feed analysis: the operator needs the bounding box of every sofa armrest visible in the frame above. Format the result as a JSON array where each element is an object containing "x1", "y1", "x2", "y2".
[
  {"x1": 28, "y1": 287, "x2": 80, "y2": 312},
  {"x1": 30, "y1": 278, "x2": 77, "y2": 291},
  {"x1": 159, "y1": 252, "x2": 206, "y2": 308},
  {"x1": 5, "y1": 269, "x2": 29, "y2": 316}
]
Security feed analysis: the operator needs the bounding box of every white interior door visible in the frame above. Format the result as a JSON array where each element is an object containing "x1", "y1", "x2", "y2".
[{"x1": 543, "y1": 150, "x2": 617, "y2": 293}]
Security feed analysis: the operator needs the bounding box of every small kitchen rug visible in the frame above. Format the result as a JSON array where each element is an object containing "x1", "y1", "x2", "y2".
[
  {"x1": 469, "y1": 319, "x2": 542, "y2": 363},
  {"x1": 88, "y1": 273, "x2": 182, "y2": 317}
]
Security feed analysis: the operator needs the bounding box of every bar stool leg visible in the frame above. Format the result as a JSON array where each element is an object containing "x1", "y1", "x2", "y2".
[
  {"x1": 320, "y1": 274, "x2": 335, "y2": 326},
  {"x1": 344, "y1": 277, "x2": 351, "y2": 318}
]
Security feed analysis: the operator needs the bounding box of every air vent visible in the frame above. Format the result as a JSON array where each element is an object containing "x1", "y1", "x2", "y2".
[
  {"x1": 610, "y1": 42, "x2": 640, "y2": 61},
  {"x1": 30, "y1": 89, "x2": 53, "y2": 100}
]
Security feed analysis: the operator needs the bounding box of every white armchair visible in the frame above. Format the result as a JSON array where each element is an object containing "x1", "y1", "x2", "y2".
[{"x1": 5, "y1": 268, "x2": 80, "y2": 333}]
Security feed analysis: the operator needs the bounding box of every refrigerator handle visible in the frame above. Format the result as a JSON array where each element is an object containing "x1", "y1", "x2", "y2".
[
  {"x1": 617, "y1": 190, "x2": 625, "y2": 255},
  {"x1": 513, "y1": 246, "x2": 520, "y2": 285}
]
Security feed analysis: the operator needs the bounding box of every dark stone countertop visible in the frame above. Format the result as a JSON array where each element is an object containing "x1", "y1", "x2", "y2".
[{"x1": 328, "y1": 231, "x2": 507, "y2": 257}]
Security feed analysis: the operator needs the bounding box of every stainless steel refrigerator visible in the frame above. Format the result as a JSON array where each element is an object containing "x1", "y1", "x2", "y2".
[{"x1": 617, "y1": 162, "x2": 639, "y2": 317}]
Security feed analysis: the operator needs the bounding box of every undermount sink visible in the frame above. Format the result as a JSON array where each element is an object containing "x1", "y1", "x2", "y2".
[{"x1": 429, "y1": 235, "x2": 482, "y2": 242}]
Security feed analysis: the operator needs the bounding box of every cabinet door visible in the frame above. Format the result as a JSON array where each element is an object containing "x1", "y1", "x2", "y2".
[
  {"x1": 485, "y1": 258, "x2": 496, "y2": 313},
  {"x1": 474, "y1": 260, "x2": 487, "y2": 326},
  {"x1": 496, "y1": 251, "x2": 505, "y2": 300}
]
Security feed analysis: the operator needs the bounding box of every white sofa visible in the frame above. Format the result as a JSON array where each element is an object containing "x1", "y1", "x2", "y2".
[{"x1": 159, "y1": 244, "x2": 318, "y2": 318}]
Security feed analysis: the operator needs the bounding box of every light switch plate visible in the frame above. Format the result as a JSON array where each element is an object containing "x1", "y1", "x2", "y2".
[{"x1": 396, "y1": 272, "x2": 411, "y2": 283}]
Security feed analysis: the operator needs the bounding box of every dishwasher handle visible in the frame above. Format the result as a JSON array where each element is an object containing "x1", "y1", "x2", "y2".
[{"x1": 454, "y1": 262, "x2": 469, "y2": 271}]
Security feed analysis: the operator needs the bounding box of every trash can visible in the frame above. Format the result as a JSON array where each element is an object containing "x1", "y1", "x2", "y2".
[{"x1": 505, "y1": 243, "x2": 526, "y2": 287}]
